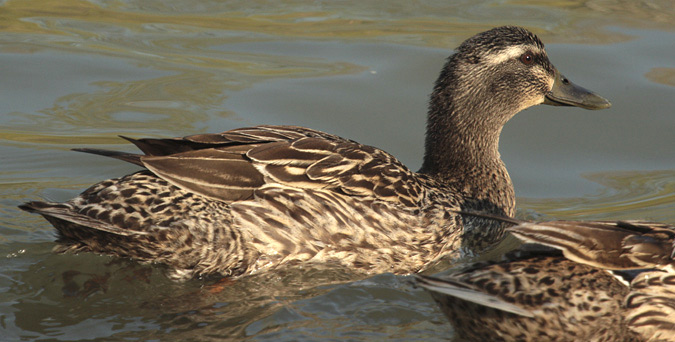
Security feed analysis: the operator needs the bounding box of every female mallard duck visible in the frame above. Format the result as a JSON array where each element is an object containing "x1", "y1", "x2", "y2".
[
  {"x1": 417, "y1": 216, "x2": 675, "y2": 342},
  {"x1": 20, "y1": 26, "x2": 610, "y2": 280}
]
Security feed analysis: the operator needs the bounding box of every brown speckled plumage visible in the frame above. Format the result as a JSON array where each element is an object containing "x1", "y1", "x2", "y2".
[
  {"x1": 20, "y1": 26, "x2": 610, "y2": 280},
  {"x1": 417, "y1": 218, "x2": 675, "y2": 342}
]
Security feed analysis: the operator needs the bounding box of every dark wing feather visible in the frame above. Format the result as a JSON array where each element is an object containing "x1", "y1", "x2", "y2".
[
  {"x1": 141, "y1": 147, "x2": 265, "y2": 202},
  {"x1": 120, "y1": 125, "x2": 347, "y2": 156},
  {"x1": 248, "y1": 136, "x2": 425, "y2": 207},
  {"x1": 222, "y1": 125, "x2": 347, "y2": 142},
  {"x1": 508, "y1": 220, "x2": 675, "y2": 270},
  {"x1": 121, "y1": 136, "x2": 215, "y2": 156},
  {"x1": 75, "y1": 125, "x2": 425, "y2": 207},
  {"x1": 73, "y1": 148, "x2": 144, "y2": 167}
]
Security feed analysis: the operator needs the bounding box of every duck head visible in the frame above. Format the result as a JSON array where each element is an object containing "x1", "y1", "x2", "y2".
[{"x1": 423, "y1": 26, "x2": 610, "y2": 173}]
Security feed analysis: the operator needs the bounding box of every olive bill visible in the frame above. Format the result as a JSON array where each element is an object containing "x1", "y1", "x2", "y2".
[{"x1": 544, "y1": 69, "x2": 611, "y2": 110}]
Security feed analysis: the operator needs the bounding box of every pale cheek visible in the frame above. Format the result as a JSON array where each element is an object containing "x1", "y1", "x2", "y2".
[
  {"x1": 521, "y1": 74, "x2": 554, "y2": 110},
  {"x1": 546, "y1": 76, "x2": 555, "y2": 92},
  {"x1": 515, "y1": 79, "x2": 550, "y2": 111},
  {"x1": 517, "y1": 96, "x2": 545, "y2": 112}
]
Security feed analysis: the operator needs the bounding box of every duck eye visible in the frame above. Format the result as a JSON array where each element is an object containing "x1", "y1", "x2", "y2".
[{"x1": 520, "y1": 53, "x2": 534, "y2": 65}]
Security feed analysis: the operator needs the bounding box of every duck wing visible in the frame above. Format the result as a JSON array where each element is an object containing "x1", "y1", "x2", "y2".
[
  {"x1": 76, "y1": 125, "x2": 426, "y2": 207},
  {"x1": 121, "y1": 125, "x2": 348, "y2": 156},
  {"x1": 507, "y1": 220, "x2": 675, "y2": 270}
]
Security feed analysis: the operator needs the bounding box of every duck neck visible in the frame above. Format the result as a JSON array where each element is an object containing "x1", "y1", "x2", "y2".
[
  {"x1": 418, "y1": 63, "x2": 516, "y2": 215},
  {"x1": 420, "y1": 112, "x2": 503, "y2": 177}
]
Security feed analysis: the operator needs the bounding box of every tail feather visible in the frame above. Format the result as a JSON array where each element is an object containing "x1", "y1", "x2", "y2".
[
  {"x1": 19, "y1": 201, "x2": 146, "y2": 237},
  {"x1": 415, "y1": 274, "x2": 534, "y2": 317},
  {"x1": 72, "y1": 148, "x2": 144, "y2": 167}
]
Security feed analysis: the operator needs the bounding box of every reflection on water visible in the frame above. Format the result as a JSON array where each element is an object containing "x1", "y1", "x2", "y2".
[
  {"x1": 645, "y1": 67, "x2": 675, "y2": 87},
  {"x1": 519, "y1": 170, "x2": 675, "y2": 221},
  {"x1": 1, "y1": 0, "x2": 674, "y2": 340},
  {"x1": 5, "y1": 252, "x2": 440, "y2": 341}
]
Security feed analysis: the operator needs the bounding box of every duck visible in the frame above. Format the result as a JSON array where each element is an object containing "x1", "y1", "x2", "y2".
[
  {"x1": 416, "y1": 214, "x2": 675, "y2": 342},
  {"x1": 20, "y1": 26, "x2": 610, "y2": 281}
]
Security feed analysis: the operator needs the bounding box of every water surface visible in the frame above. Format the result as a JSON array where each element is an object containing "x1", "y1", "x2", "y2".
[{"x1": 1, "y1": 1, "x2": 674, "y2": 341}]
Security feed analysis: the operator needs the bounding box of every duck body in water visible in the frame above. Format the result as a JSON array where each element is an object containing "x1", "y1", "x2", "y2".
[
  {"x1": 20, "y1": 26, "x2": 610, "y2": 280},
  {"x1": 417, "y1": 217, "x2": 675, "y2": 342}
]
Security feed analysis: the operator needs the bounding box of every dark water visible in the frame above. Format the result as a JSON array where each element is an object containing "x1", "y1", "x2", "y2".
[{"x1": 1, "y1": 1, "x2": 674, "y2": 341}]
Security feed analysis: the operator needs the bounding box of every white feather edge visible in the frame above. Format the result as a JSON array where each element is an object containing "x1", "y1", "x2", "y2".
[{"x1": 416, "y1": 275, "x2": 535, "y2": 318}]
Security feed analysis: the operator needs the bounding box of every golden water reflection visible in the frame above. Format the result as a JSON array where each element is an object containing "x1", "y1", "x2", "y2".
[
  {"x1": 645, "y1": 67, "x2": 675, "y2": 87},
  {"x1": 519, "y1": 170, "x2": 675, "y2": 222},
  {"x1": 2, "y1": 0, "x2": 674, "y2": 143},
  {"x1": 3, "y1": 0, "x2": 674, "y2": 44}
]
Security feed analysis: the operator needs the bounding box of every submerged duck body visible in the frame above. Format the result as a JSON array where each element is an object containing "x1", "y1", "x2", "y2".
[
  {"x1": 20, "y1": 26, "x2": 610, "y2": 280},
  {"x1": 417, "y1": 218, "x2": 675, "y2": 342}
]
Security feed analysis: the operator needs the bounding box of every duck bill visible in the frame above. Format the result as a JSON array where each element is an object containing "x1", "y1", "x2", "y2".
[{"x1": 543, "y1": 69, "x2": 611, "y2": 110}]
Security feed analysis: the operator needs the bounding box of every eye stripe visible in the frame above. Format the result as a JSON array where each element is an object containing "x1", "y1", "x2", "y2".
[
  {"x1": 482, "y1": 45, "x2": 528, "y2": 65},
  {"x1": 482, "y1": 46, "x2": 546, "y2": 66}
]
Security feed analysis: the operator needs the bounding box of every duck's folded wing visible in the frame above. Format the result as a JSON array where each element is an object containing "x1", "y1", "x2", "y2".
[
  {"x1": 625, "y1": 270, "x2": 675, "y2": 341},
  {"x1": 507, "y1": 220, "x2": 675, "y2": 270},
  {"x1": 123, "y1": 125, "x2": 349, "y2": 156},
  {"x1": 78, "y1": 125, "x2": 426, "y2": 207}
]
